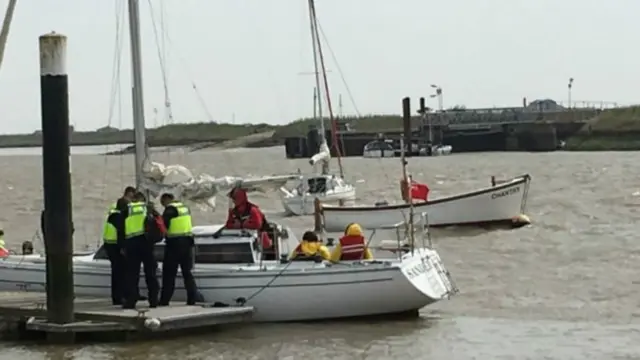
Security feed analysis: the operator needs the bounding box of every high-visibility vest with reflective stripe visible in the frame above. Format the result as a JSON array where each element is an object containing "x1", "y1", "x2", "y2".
[
  {"x1": 103, "y1": 203, "x2": 120, "y2": 243},
  {"x1": 166, "y1": 201, "x2": 193, "y2": 238},
  {"x1": 124, "y1": 202, "x2": 147, "y2": 239}
]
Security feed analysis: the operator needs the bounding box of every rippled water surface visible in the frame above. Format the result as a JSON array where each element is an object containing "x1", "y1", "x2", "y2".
[{"x1": 0, "y1": 146, "x2": 638, "y2": 359}]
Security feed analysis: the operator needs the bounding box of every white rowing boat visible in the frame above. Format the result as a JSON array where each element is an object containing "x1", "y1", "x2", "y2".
[{"x1": 319, "y1": 174, "x2": 531, "y2": 232}]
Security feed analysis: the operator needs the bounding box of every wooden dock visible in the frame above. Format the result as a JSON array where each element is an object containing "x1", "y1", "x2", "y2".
[{"x1": 0, "y1": 291, "x2": 254, "y2": 342}]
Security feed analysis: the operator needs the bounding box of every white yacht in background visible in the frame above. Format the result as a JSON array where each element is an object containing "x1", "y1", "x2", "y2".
[
  {"x1": 279, "y1": 1, "x2": 356, "y2": 216},
  {"x1": 419, "y1": 144, "x2": 453, "y2": 156},
  {"x1": 363, "y1": 139, "x2": 395, "y2": 158}
]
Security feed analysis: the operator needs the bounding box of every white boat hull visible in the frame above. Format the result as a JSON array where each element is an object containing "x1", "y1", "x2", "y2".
[
  {"x1": 321, "y1": 175, "x2": 531, "y2": 231},
  {"x1": 419, "y1": 145, "x2": 453, "y2": 156},
  {"x1": 363, "y1": 149, "x2": 395, "y2": 158},
  {"x1": 280, "y1": 187, "x2": 356, "y2": 216},
  {"x1": 432, "y1": 145, "x2": 452, "y2": 156},
  {"x1": 0, "y1": 248, "x2": 454, "y2": 322}
]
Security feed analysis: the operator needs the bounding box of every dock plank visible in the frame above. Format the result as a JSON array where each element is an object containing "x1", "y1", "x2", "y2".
[
  {"x1": 0, "y1": 291, "x2": 254, "y2": 334},
  {"x1": 77, "y1": 305, "x2": 254, "y2": 331}
]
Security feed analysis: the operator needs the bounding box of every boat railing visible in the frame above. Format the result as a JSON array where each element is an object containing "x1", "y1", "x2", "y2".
[{"x1": 371, "y1": 212, "x2": 432, "y2": 258}]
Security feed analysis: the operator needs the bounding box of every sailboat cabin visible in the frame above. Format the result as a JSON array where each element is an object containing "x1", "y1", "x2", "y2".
[{"x1": 93, "y1": 225, "x2": 289, "y2": 265}]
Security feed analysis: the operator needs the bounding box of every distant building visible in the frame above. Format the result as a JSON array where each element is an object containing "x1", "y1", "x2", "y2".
[
  {"x1": 525, "y1": 99, "x2": 565, "y2": 112},
  {"x1": 96, "y1": 126, "x2": 119, "y2": 133}
]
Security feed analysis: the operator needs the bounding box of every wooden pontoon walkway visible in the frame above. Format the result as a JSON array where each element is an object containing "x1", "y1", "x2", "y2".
[{"x1": 0, "y1": 291, "x2": 253, "y2": 340}]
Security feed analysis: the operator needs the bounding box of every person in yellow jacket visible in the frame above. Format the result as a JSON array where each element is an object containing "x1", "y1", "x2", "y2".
[
  {"x1": 330, "y1": 223, "x2": 374, "y2": 262},
  {"x1": 289, "y1": 231, "x2": 331, "y2": 261},
  {"x1": 122, "y1": 191, "x2": 159, "y2": 309},
  {"x1": 159, "y1": 193, "x2": 197, "y2": 306}
]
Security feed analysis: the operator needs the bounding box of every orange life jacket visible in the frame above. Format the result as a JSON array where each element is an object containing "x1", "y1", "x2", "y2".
[{"x1": 338, "y1": 235, "x2": 366, "y2": 261}]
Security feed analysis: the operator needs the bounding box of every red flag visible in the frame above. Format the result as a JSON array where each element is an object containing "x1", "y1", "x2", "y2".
[{"x1": 410, "y1": 181, "x2": 429, "y2": 201}]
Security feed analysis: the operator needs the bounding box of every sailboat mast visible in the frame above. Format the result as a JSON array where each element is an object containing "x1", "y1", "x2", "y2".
[
  {"x1": 0, "y1": 0, "x2": 17, "y2": 72},
  {"x1": 306, "y1": 0, "x2": 329, "y2": 175},
  {"x1": 312, "y1": 87, "x2": 318, "y2": 120},
  {"x1": 127, "y1": 0, "x2": 148, "y2": 189},
  {"x1": 307, "y1": 0, "x2": 325, "y2": 136},
  {"x1": 309, "y1": 0, "x2": 343, "y2": 178}
]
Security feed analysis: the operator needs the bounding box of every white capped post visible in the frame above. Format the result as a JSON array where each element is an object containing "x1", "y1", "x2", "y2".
[
  {"x1": 39, "y1": 32, "x2": 67, "y2": 76},
  {"x1": 38, "y1": 31, "x2": 75, "y2": 336}
]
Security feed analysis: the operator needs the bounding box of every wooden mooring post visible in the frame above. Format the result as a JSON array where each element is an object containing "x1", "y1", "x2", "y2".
[
  {"x1": 402, "y1": 97, "x2": 412, "y2": 157},
  {"x1": 39, "y1": 31, "x2": 75, "y2": 343}
]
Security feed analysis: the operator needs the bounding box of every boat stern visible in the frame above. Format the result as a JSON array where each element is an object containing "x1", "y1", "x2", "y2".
[{"x1": 399, "y1": 248, "x2": 457, "y2": 301}]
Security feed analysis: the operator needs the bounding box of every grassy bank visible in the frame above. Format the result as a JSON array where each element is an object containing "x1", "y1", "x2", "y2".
[
  {"x1": 2, "y1": 108, "x2": 625, "y2": 150},
  {"x1": 0, "y1": 122, "x2": 278, "y2": 149},
  {"x1": 564, "y1": 106, "x2": 640, "y2": 151},
  {"x1": 0, "y1": 115, "x2": 412, "y2": 149}
]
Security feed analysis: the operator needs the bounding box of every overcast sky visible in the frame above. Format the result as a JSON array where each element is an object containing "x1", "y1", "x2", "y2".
[{"x1": 0, "y1": 0, "x2": 636, "y2": 133}]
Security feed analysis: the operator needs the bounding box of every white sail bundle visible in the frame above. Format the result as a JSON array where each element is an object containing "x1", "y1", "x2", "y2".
[
  {"x1": 309, "y1": 141, "x2": 331, "y2": 166},
  {"x1": 140, "y1": 160, "x2": 299, "y2": 210}
]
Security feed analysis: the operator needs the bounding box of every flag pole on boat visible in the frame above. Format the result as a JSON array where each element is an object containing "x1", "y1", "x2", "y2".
[
  {"x1": 400, "y1": 97, "x2": 415, "y2": 255},
  {"x1": 39, "y1": 31, "x2": 76, "y2": 342}
]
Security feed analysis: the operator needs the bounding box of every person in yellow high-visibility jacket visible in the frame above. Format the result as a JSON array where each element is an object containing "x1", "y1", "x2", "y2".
[
  {"x1": 289, "y1": 231, "x2": 331, "y2": 262},
  {"x1": 159, "y1": 193, "x2": 197, "y2": 306},
  {"x1": 122, "y1": 191, "x2": 159, "y2": 309}
]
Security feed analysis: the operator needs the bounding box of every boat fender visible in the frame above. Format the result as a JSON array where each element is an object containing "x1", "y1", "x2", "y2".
[
  {"x1": 144, "y1": 318, "x2": 161, "y2": 330},
  {"x1": 511, "y1": 214, "x2": 531, "y2": 228}
]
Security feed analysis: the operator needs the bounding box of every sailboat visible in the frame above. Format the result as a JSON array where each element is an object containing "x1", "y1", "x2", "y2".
[{"x1": 278, "y1": 0, "x2": 356, "y2": 216}]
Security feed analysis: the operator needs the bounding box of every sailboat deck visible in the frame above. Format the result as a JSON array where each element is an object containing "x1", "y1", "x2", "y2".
[{"x1": 0, "y1": 291, "x2": 253, "y2": 338}]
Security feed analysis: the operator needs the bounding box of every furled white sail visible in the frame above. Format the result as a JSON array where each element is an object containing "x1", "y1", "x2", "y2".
[
  {"x1": 140, "y1": 160, "x2": 298, "y2": 210},
  {"x1": 309, "y1": 141, "x2": 331, "y2": 166}
]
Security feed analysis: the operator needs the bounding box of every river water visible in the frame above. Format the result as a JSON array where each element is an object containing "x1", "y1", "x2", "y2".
[{"x1": 0, "y1": 146, "x2": 638, "y2": 359}]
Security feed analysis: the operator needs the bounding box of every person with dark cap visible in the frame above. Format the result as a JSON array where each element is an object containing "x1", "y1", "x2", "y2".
[
  {"x1": 122, "y1": 191, "x2": 159, "y2": 309},
  {"x1": 158, "y1": 193, "x2": 197, "y2": 306},
  {"x1": 289, "y1": 231, "x2": 331, "y2": 261},
  {"x1": 21, "y1": 241, "x2": 34, "y2": 255},
  {"x1": 225, "y1": 188, "x2": 273, "y2": 250},
  {"x1": 116, "y1": 186, "x2": 137, "y2": 213}
]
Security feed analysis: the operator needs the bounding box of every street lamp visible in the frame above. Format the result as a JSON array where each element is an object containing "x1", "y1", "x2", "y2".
[
  {"x1": 430, "y1": 84, "x2": 444, "y2": 112},
  {"x1": 567, "y1": 78, "x2": 574, "y2": 109}
]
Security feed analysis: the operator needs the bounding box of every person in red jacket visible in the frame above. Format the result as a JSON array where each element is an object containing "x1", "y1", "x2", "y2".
[
  {"x1": 0, "y1": 230, "x2": 8, "y2": 257},
  {"x1": 225, "y1": 188, "x2": 273, "y2": 250}
]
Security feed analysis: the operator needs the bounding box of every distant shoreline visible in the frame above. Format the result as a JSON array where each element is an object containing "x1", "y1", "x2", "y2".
[{"x1": 1, "y1": 107, "x2": 638, "y2": 151}]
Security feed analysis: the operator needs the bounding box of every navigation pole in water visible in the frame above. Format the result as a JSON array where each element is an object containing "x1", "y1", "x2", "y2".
[{"x1": 39, "y1": 32, "x2": 75, "y2": 342}]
